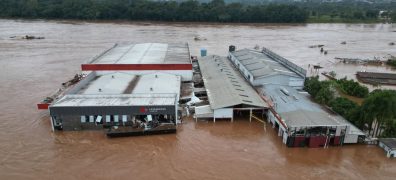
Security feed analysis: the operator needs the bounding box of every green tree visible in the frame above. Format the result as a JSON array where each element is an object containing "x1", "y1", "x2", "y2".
[
  {"x1": 360, "y1": 90, "x2": 396, "y2": 137},
  {"x1": 330, "y1": 97, "x2": 358, "y2": 117}
]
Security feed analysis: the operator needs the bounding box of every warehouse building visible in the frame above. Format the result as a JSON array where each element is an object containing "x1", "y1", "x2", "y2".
[
  {"x1": 228, "y1": 47, "x2": 306, "y2": 89},
  {"x1": 81, "y1": 43, "x2": 193, "y2": 81},
  {"x1": 229, "y1": 47, "x2": 365, "y2": 147},
  {"x1": 259, "y1": 84, "x2": 365, "y2": 147},
  {"x1": 49, "y1": 71, "x2": 181, "y2": 133},
  {"x1": 194, "y1": 55, "x2": 268, "y2": 122}
]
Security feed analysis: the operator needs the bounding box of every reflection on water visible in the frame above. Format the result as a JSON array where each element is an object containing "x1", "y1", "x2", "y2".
[{"x1": 0, "y1": 19, "x2": 395, "y2": 179}]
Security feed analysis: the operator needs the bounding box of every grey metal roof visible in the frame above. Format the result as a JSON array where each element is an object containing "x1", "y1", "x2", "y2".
[
  {"x1": 198, "y1": 55, "x2": 268, "y2": 110},
  {"x1": 230, "y1": 49, "x2": 304, "y2": 79},
  {"x1": 90, "y1": 43, "x2": 191, "y2": 64},
  {"x1": 379, "y1": 138, "x2": 396, "y2": 150},
  {"x1": 259, "y1": 84, "x2": 364, "y2": 135}
]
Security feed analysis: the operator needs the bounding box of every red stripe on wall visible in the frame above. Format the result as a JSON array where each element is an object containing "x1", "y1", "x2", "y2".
[
  {"x1": 81, "y1": 64, "x2": 193, "y2": 71},
  {"x1": 37, "y1": 103, "x2": 50, "y2": 110}
]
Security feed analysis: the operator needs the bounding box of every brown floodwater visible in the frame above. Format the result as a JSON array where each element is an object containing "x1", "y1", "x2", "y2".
[{"x1": 0, "y1": 19, "x2": 395, "y2": 179}]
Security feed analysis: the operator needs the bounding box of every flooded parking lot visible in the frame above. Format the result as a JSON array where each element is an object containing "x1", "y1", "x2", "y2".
[{"x1": 0, "y1": 19, "x2": 395, "y2": 179}]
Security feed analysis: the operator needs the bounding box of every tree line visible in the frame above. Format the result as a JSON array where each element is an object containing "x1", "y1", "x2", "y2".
[
  {"x1": 295, "y1": 0, "x2": 396, "y2": 22},
  {"x1": 304, "y1": 76, "x2": 396, "y2": 138},
  {"x1": 0, "y1": 0, "x2": 309, "y2": 23}
]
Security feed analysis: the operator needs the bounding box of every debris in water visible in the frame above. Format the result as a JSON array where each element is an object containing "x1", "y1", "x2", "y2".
[
  {"x1": 10, "y1": 35, "x2": 45, "y2": 40},
  {"x1": 341, "y1": 41, "x2": 347, "y2": 45},
  {"x1": 194, "y1": 35, "x2": 206, "y2": 41},
  {"x1": 335, "y1": 57, "x2": 385, "y2": 65},
  {"x1": 309, "y1": 44, "x2": 324, "y2": 48},
  {"x1": 389, "y1": 42, "x2": 395, "y2": 46}
]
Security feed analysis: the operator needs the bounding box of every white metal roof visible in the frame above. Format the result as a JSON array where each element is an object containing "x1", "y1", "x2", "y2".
[
  {"x1": 78, "y1": 72, "x2": 137, "y2": 95},
  {"x1": 52, "y1": 94, "x2": 176, "y2": 107},
  {"x1": 198, "y1": 55, "x2": 268, "y2": 110},
  {"x1": 90, "y1": 43, "x2": 191, "y2": 64},
  {"x1": 132, "y1": 72, "x2": 181, "y2": 96},
  {"x1": 73, "y1": 72, "x2": 180, "y2": 96},
  {"x1": 52, "y1": 71, "x2": 181, "y2": 107}
]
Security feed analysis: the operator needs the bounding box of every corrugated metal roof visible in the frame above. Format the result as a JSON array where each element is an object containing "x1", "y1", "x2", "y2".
[
  {"x1": 132, "y1": 72, "x2": 181, "y2": 96},
  {"x1": 52, "y1": 72, "x2": 181, "y2": 107},
  {"x1": 74, "y1": 72, "x2": 180, "y2": 96},
  {"x1": 78, "y1": 72, "x2": 137, "y2": 94},
  {"x1": 259, "y1": 85, "x2": 364, "y2": 135},
  {"x1": 91, "y1": 43, "x2": 191, "y2": 64},
  {"x1": 230, "y1": 49, "x2": 302, "y2": 79},
  {"x1": 379, "y1": 138, "x2": 396, "y2": 150},
  {"x1": 52, "y1": 94, "x2": 176, "y2": 107},
  {"x1": 198, "y1": 55, "x2": 268, "y2": 109}
]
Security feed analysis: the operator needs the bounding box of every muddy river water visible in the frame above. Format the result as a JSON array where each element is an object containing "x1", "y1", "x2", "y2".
[{"x1": 0, "y1": 19, "x2": 395, "y2": 179}]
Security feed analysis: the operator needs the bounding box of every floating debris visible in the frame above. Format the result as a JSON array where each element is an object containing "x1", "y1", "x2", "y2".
[
  {"x1": 341, "y1": 41, "x2": 347, "y2": 45},
  {"x1": 308, "y1": 44, "x2": 324, "y2": 48},
  {"x1": 194, "y1": 35, "x2": 206, "y2": 41},
  {"x1": 324, "y1": 50, "x2": 328, "y2": 55},
  {"x1": 10, "y1": 35, "x2": 45, "y2": 40},
  {"x1": 254, "y1": 44, "x2": 260, "y2": 50},
  {"x1": 389, "y1": 42, "x2": 395, "y2": 46},
  {"x1": 335, "y1": 57, "x2": 385, "y2": 65}
]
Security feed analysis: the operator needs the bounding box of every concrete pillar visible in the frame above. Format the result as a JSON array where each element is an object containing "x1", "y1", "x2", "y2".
[
  {"x1": 50, "y1": 116, "x2": 55, "y2": 132},
  {"x1": 213, "y1": 117, "x2": 216, "y2": 123},
  {"x1": 249, "y1": 109, "x2": 252, "y2": 123}
]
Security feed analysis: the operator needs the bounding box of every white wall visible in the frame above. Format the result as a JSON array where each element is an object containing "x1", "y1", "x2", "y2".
[
  {"x1": 229, "y1": 53, "x2": 254, "y2": 83},
  {"x1": 214, "y1": 108, "x2": 233, "y2": 119},
  {"x1": 344, "y1": 134, "x2": 359, "y2": 144}
]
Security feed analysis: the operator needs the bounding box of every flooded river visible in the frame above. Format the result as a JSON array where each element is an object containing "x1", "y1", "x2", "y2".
[{"x1": 0, "y1": 19, "x2": 395, "y2": 179}]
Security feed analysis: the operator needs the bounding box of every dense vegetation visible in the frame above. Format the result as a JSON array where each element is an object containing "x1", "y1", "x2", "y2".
[
  {"x1": 1, "y1": 0, "x2": 395, "y2": 23},
  {"x1": 336, "y1": 77, "x2": 369, "y2": 98},
  {"x1": 387, "y1": 56, "x2": 396, "y2": 68},
  {"x1": 304, "y1": 76, "x2": 396, "y2": 138},
  {"x1": 296, "y1": 1, "x2": 396, "y2": 23},
  {"x1": 0, "y1": 0, "x2": 309, "y2": 23}
]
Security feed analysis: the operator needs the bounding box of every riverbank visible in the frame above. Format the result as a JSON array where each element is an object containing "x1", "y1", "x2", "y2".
[
  {"x1": 2, "y1": 17, "x2": 392, "y2": 25},
  {"x1": 307, "y1": 16, "x2": 388, "y2": 24}
]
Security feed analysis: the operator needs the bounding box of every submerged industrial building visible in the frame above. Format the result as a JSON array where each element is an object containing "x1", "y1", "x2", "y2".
[
  {"x1": 227, "y1": 47, "x2": 365, "y2": 147},
  {"x1": 39, "y1": 43, "x2": 193, "y2": 136},
  {"x1": 38, "y1": 42, "x2": 365, "y2": 147}
]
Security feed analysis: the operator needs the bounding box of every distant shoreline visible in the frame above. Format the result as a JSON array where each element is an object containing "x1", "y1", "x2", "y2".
[{"x1": 1, "y1": 18, "x2": 392, "y2": 26}]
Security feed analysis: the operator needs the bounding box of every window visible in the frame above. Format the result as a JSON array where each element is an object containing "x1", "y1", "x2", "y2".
[{"x1": 80, "y1": 116, "x2": 86, "y2": 123}]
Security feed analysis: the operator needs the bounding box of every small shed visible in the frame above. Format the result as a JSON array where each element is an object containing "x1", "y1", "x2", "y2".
[{"x1": 378, "y1": 138, "x2": 396, "y2": 158}]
